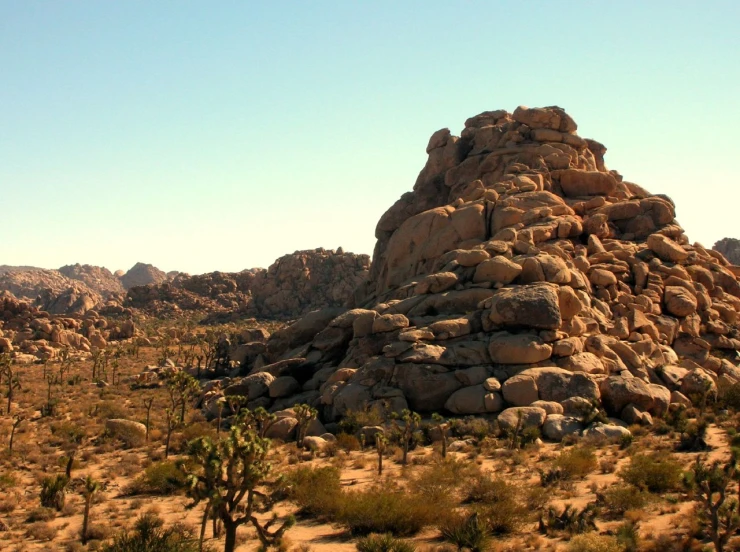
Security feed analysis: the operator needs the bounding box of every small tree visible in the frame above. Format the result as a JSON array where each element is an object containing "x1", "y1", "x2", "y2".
[
  {"x1": 240, "y1": 406, "x2": 276, "y2": 439},
  {"x1": 184, "y1": 426, "x2": 295, "y2": 552},
  {"x1": 167, "y1": 371, "x2": 200, "y2": 424},
  {"x1": 165, "y1": 407, "x2": 177, "y2": 459},
  {"x1": 8, "y1": 414, "x2": 25, "y2": 455},
  {"x1": 391, "y1": 409, "x2": 421, "y2": 465},
  {"x1": 144, "y1": 397, "x2": 154, "y2": 442},
  {"x1": 81, "y1": 475, "x2": 101, "y2": 544},
  {"x1": 431, "y1": 413, "x2": 449, "y2": 458},
  {"x1": 294, "y1": 404, "x2": 317, "y2": 448},
  {"x1": 0, "y1": 353, "x2": 20, "y2": 414},
  {"x1": 688, "y1": 455, "x2": 740, "y2": 552},
  {"x1": 375, "y1": 433, "x2": 388, "y2": 476}
]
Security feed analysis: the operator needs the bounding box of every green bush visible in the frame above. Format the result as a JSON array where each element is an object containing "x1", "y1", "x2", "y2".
[
  {"x1": 554, "y1": 447, "x2": 597, "y2": 479},
  {"x1": 618, "y1": 453, "x2": 683, "y2": 493},
  {"x1": 599, "y1": 484, "x2": 649, "y2": 516},
  {"x1": 356, "y1": 533, "x2": 417, "y2": 552},
  {"x1": 102, "y1": 513, "x2": 203, "y2": 552},
  {"x1": 40, "y1": 475, "x2": 68, "y2": 511},
  {"x1": 464, "y1": 475, "x2": 528, "y2": 534},
  {"x1": 337, "y1": 485, "x2": 437, "y2": 536},
  {"x1": 126, "y1": 461, "x2": 187, "y2": 495},
  {"x1": 410, "y1": 457, "x2": 477, "y2": 505},
  {"x1": 567, "y1": 533, "x2": 625, "y2": 552},
  {"x1": 440, "y1": 513, "x2": 491, "y2": 552},
  {"x1": 284, "y1": 465, "x2": 342, "y2": 518}
]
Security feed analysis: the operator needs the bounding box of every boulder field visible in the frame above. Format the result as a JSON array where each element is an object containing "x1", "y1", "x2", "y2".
[{"x1": 203, "y1": 106, "x2": 740, "y2": 440}]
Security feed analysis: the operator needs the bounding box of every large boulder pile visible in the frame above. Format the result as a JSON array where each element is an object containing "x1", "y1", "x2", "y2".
[
  {"x1": 714, "y1": 238, "x2": 740, "y2": 265},
  {"x1": 0, "y1": 291, "x2": 136, "y2": 361},
  {"x1": 207, "y1": 106, "x2": 740, "y2": 440},
  {"x1": 126, "y1": 248, "x2": 370, "y2": 320}
]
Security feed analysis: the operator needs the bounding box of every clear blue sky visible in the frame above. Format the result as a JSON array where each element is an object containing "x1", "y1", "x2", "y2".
[{"x1": 1, "y1": 1, "x2": 739, "y2": 274}]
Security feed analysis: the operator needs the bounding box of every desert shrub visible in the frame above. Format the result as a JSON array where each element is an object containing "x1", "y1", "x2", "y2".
[
  {"x1": 440, "y1": 512, "x2": 491, "y2": 552},
  {"x1": 615, "y1": 521, "x2": 640, "y2": 552},
  {"x1": 356, "y1": 533, "x2": 417, "y2": 552},
  {"x1": 126, "y1": 461, "x2": 187, "y2": 495},
  {"x1": 599, "y1": 484, "x2": 649, "y2": 516},
  {"x1": 40, "y1": 474, "x2": 68, "y2": 510},
  {"x1": 618, "y1": 453, "x2": 683, "y2": 493},
  {"x1": 676, "y1": 418, "x2": 709, "y2": 452},
  {"x1": 27, "y1": 506, "x2": 56, "y2": 522},
  {"x1": 97, "y1": 400, "x2": 129, "y2": 420},
  {"x1": 0, "y1": 472, "x2": 17, "y2": 490},
  {"x1": 554, "y1": 446, "x2": 597, "y2": 479},
  {"x1": 284, "y1": 465, "x2": 342, "y2": 518},
  {"x1": 85, "y1": 524, "x2": 113, "y2": 541},
  {"x1": 450, "y1": 416, "x2": 495, "y2": 441},
  {"x1": 102, "y1": 513, "x2": 202, "y2": 552},
  {"x1": 720, "y1": 381, "x2": 740, "y2": 411},
  {"x1": 339, "y1": 406, "x2": 386, "y2": 435},
  {"x1": 464, "y1": 475, "x2": 528, "y2": 534},
  {"x1": 50, "y1": 421, "x2": 86, "y2": 446},
  {"x1": 567, "y1": 533, "x2": 624, "y2": 552},
  {"x1": 337, "y1": 485, "x2": 437, "y2": 536},
  {"x1": 170, "y1": 421, "x2": 216, "y2": 453},
  {"x1": 336, "y1": 432, "x2": 361, "y2": 452},
  {"x1": 540, "y1": 504, "x2": 597, "y2": 536},
  {"x1": 410, "y1": 457, "x2": 478, "y2": 505},
  {"x1": 26, "y1": 521, "x2": 58, "y2": 541}
]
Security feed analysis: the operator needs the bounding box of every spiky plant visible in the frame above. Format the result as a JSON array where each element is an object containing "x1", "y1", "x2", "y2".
[
  {"x1": 391, "y1": 409, "x2": 421, "y2": 465},
  {"x1": 81, "y1": 475, "x2": 101, "y2": 544},
  {"x1": 184, "y1": 426, "x2": 294, "y2": 552},
  {"x1": 294, "y1": 404, "x2": 318, "y2": 448}
]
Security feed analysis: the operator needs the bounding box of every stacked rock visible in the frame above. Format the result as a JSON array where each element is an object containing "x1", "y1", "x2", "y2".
[{"x1": 210, "y1": 106, "x2": 740, "y2": 441}]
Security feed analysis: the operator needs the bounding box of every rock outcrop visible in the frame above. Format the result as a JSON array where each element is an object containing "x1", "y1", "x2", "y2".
[
  {"x1": 0, "y1": 291, "x2": 136, "y2": 361},
  {"x1": 207, "y1": 106, "x2": 740, "y2": 441},
  {"x1": 714, "y1": 238, "x2": 740, "y2": 266},
  {"x1": 119, "y1": 262, "x2": 168, "y2": 290},
  {"x1": 126, "y1": 248, "x2": 370, "y2": 320}
]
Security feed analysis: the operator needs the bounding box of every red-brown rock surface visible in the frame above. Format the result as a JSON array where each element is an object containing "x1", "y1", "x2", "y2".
[
  {"x1": 125, "y1": 248, "x2": 370, "y2": 320},
  {"x1": 210, "y1": 106, "x2": 740, "y2": 439}
]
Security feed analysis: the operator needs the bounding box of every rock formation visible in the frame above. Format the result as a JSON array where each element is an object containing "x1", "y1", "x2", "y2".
[
  {"x1": 207, "y1": 106, "x2": 740, "y2": 441},
  {"x1": 126, "y1": 248, "x2": 370, "y2": 320},
  {"x1": 0, "y1": 291, "x2": 135, "y2": 362},
  {"x1": 118, "y1": 262, "x2": 168, "y2": 290},
  {"x1": 713, "y1": 238, "x2": 740, "y2": 266}
]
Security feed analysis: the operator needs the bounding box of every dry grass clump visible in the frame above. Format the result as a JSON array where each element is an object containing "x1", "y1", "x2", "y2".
[{"x1": 567, "y1": 533, "x2": 623, "y2": 552}]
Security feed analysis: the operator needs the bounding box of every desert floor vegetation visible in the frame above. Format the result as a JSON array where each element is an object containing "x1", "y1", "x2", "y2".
[{"x1": 1, "y1": 328, "x2": 739, "y2": 552}]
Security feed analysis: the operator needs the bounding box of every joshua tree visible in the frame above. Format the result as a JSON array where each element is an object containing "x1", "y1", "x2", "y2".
[
  {"x1": 293, "y1": 404, "x2": 317, "y2": 448},
  {"x1": 81, "y1": 475, "x2": 101, "y2": 544},
  {"x1": 8, "y1": 414, "x2": 25, "y2": 455},
  {"x1": 431, "y1": 413, "x2": 449, "y2": 458},
  {"x1": 184, "y1": 426, "x2": 294, "y2": 552},
  {"x1": 391, "y1": 409, "x2": 421, "y2": 465},
  {"x1": 166, "y1": 371, "x2": 200, "y2": 424},
  {"x1": 375, "y1": 433, "x2": 388, "y2": 476},
  {"x1": 688, "y1": 455, "x2": 740, "y2": 552},
  {"x1": 240, "y1": 406, "x2": 276, "y2": 439},
  {"x1": 0, "y1": 353, "x2": 20, "y2": 414},
  {"x1": 164, "y1": 407, "x2": 177, "y2": 459}
]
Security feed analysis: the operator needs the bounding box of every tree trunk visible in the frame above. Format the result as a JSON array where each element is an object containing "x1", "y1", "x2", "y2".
[
  {"x1": 165, "y1": 426, "x2": 173, "y2": 458},
  {"x1": 441, "y1": 433, "x2": 447, "y2": 458},
  {"x1": 81, "y1": 499, "x2": 90, "y2": 544},
  {"x1": 223, "y1": 521, "x2": 238, "y2": 552},
  {"x1": 402, "y1": 440, "x2": 408, "y2": 465},
  {"x1": 378, "y1": 452, "x2": 383, "y2": 475},
  {"x1": 199, "y1": 501, "x2": 211, "y2": 552}
]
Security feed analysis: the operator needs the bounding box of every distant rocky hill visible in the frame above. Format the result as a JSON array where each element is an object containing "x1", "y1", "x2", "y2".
[
  {"x1": 713, "y1": 238, "x2": 740, "y2": 265},
  {"x1": 0, "y1": 262, "x2": 169, "y2": 314},
  {"x1": 125, "y1": 248, "x2": 370, "y2": 320},
  {"x1": 119, "y1": 262, "x2": 168, "y2": 290}
]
